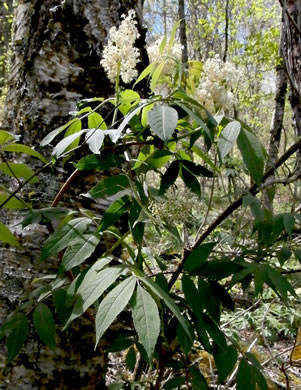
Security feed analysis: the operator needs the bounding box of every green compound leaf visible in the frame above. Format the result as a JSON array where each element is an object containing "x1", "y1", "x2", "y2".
[
  {"x1": 76, "y1": 152, "x2": 124, "y2": 171},
  {"x1": 95, "y1": 276, "x2": 136, "y2": 347},
  {"x1": 136, "y1": 273, "x2": 192, "y2": 342},
  {"x1": 237, "y1": 127, "x2": 264, "y2": 186},
  {"x1": 126, "y1": 346, "x2": 136, "y2": 372},
  {"x1": 41, "y1": 217, "x2": 91, "y2": 260},
  {"x1": 6, "y1": 313, "x2": 29, "y2": 361},
  {"x1": 89, "y1": 175, "x2": 130, "y2": 199},
  {"x1": 181, "y1": 166, "x2": 201, "y2": 197},
  {"x1": 33, "y1": 303, "x2": 56, "y2": 350},
  {"x1": 159, "y1": 161, "x2": 179, "y2": 195},
  {"x1": 213, "y1": 343, "x2": 238, "y2": 382},
  {"x1": 132, "y1": 284, "x2": 160, "y2": 363},
  {"x1": 190, "y1": 365, "x2": 208, "y2": 389},
  {"x1": 184, "y1": 242, "x2": 216, "y2": 273},
  {"x1": 61, "y1": 234, "x2": 100, "y2": 271},
  {"x1": 182, "y1": 275, "x2": 203, "y2": 319},
  {"x1": 237, "y1": 357, "x2": 268, "y2": 390},
  {"x1": 40, "y1": 118, "x2": 79, "y2": 146},
  {"x1": 97, "y1": 195, "x2": 132, "y2": 232},
  {"x1": 0, "y1": 192, "x2": 28, "y2": 210},
  {"x1": 148, "y1": 104, "x2": 178, "y2": 142},
  {"x1": 52, "y1": 129, "x2": 86, "y2": 158},
  {"x1": 66, "y1": 263, "x2": 123, "y2": 326}
]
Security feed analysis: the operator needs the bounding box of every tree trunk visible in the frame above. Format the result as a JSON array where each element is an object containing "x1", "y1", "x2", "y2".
[
  {"x1": 0, "y1": 0, "x2": 14, "y2": 95},
  {"x1": 1, "y1": 1, "x2": 146, "y2": 388},
  {"x1": 5, "y1": 0, "x2": 145, "y2": 145},
  {"x1": 178, "y1": 0, "x2": 188, "y2": 65},
  {"x1": 281, "y1": 0, "x2": 301, "y2": 136},
  {"x1": 263, "y1": 11, "x2": 288, "y2": 210},
  {"x1": 280, "y1": 0, "x2": 301, "y2": 203}
]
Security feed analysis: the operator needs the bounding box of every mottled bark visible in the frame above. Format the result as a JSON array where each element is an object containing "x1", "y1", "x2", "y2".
[
  {"x1": 5, "y1": 0, "x2": 146, "y2": 145},
  {"x1": 0, "y1": 0, "x2": 14, "y2": 93},
  {"x1": 281, "y1": 0, "x2": 301, "y2": 136},
  {"x1": 280, "y1": 0, "x2": 301, "y2": 199},
  {"x1": 263, "y1": 13, "x2": 288, "y2": 210},
  {"x1": 1, "y1": 1, "x2": 146, "y2": 388}
]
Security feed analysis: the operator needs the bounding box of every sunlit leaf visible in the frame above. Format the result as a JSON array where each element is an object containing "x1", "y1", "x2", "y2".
[
  {"x1": 52, "y1": 129, "x2": 86, "y2": 158},
  {"x1": 3, "y1": 144, "x2": 47, "y2": 163},
  {"x1": 0, "y1": 162, "x2": 38, "y2": 183},
  {"x1": 0, "y1": 221, "x2": 21, "y2": 247},
  {"x1": 218, "y1": 121, "x2": 241, "y2": 159},
  {"x1": 148, "y1": 104, "x2": 178, "y2": 142},
  {"x1": 88, "y1": 112, "x2": 107, "y2": 130},
  {"x1": 0, "y1": 129, "x2": 17, "y2": 144},
  {"x1": 40, "y1": 118, "x2": 79, "y2": 146}
]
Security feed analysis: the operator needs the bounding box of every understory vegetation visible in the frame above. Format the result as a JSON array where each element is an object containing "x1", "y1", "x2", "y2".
[{"x1": 0, "y1": 2, "x2": 301, "y2": 389}]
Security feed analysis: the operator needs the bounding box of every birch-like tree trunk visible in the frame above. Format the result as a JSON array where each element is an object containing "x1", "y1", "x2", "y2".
[
  {"x1": 1, "y1": 1, "x2": 145, "y2": 388},
  {"x1": 5, "y1": 0, "x2": 145, "y2": 145}
]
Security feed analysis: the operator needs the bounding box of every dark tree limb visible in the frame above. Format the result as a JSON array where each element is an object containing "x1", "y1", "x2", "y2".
[{"x1": 168, "y1": 137, "x2": 301, "y2": 290}]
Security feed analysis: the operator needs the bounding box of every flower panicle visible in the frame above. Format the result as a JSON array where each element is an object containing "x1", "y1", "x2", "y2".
[{"x1": 100, "y1": 10, "x2": 140, "y2": 84}]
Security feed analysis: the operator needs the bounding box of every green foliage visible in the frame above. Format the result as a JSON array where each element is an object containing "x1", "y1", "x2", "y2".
[{"x1": 0, "y1": 18, "x2": 299, "y2": 389}]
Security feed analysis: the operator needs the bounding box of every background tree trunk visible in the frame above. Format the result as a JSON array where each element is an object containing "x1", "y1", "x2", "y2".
[
  {"x1": 262, "y1": 11, "x2": 288, "y2": 210},
  {"x1": 280, "y1": 0, "x2": 301, "y2": 204},
  {"x1": 1, "y1": 1, "x2": 146, "y2": 389},
  {"x1": 5, "y1": 0, "x2": 146, "y2": 145}
]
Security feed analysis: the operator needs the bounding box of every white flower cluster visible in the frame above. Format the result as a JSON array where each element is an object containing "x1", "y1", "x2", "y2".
[
  {"x1": 147, "y1": 37, "x2": 183, "y2": 76},
  {"x1": 100, "y1": 10, "x2": 140, "y2": 84},
  {"x1": 195, "y1": 57, "x2": 243, "y2": 112}
]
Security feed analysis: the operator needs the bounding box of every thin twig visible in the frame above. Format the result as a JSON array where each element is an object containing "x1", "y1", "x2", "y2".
[
  {"x1": 0, "y1": 161, "x2": 52, "y2": 209},
  {"x1": 168, "y1": 138, "x2": 301, "y2": 290},
  {"x1": 261, "y1": 300, "x2": 281, "y2": 368}
]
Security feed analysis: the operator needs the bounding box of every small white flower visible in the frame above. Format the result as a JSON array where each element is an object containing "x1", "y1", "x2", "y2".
[
  {"x1": 100, "y1": 10, "x2": 140, "y2": 84},
  {"x1": 147, "y1": 37, "x2": 183, "y2": 77},
  {"x1": 195, "y1": 57, "x2": 243, "y2": 112}
]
